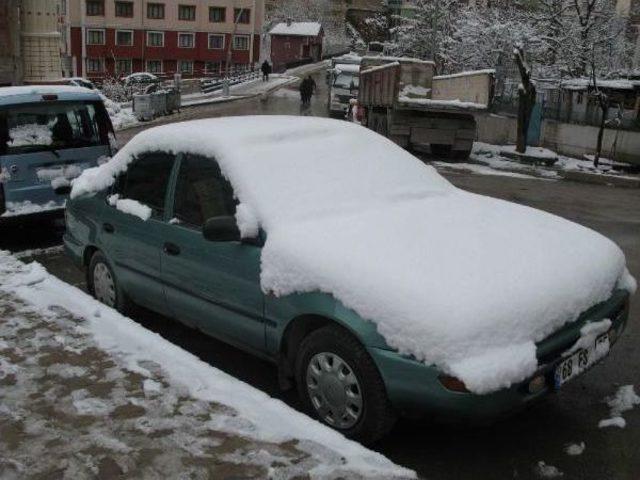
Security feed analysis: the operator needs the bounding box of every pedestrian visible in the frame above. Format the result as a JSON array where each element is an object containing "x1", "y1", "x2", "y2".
[
  {"x1": 299, "y1": 75, "x2": 316, "y2": 106},
  {"x1": 261, "y1": 60, "x2": 272, "y2": 82}
]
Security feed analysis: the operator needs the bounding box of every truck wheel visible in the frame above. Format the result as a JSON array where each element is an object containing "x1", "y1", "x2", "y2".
[
  {"x1": 295, "y1": 325, "x2": 396, "y2": 444},
  {"x1": 430, "y1": 144, "x2": 453, "y2": 158}
]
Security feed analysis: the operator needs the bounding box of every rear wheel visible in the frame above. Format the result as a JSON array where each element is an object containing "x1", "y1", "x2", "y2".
[
  {"x1": 295, "y1": 325, "x2": 396, "y2": 444},
  {"x1": 87, "y1": 251, "x2": 132, "y2": 314}
]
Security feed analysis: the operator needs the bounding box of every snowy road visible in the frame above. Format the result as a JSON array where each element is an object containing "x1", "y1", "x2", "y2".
[{"x1": 2, "y1": 69, "x2": 639, "y2": 479}]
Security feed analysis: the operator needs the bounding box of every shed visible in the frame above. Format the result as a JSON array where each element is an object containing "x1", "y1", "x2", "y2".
[{"x1": 269, "y1": 21, "x2": 324, "y2": 73}]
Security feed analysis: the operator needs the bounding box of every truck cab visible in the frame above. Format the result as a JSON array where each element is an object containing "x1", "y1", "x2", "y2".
[
  {"x1": 327, "y1": 53, "x2": 362, "y2": 118},
  {"x1": 0, "y1": 86, "x2": 115, "y2": 221}
]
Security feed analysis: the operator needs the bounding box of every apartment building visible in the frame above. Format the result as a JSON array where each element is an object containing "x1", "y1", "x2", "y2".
[{"x1": 66, "y1": 0, "x2": 264, "y2": 79}]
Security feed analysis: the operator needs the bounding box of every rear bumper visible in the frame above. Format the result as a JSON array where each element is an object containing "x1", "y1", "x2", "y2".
[{"x1": 370, "y1": 290, "x2": 631, "y2": 422}]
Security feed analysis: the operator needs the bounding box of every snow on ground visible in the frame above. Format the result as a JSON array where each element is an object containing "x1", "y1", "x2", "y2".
[
  {"x1": 1, "y1": 200, "x2": 64, "y2": 218},
  {"x1": 0, "y1": 252, "x2": 415, "y2": 479},
  {"x1": 564, "y1": 442, "x2": 586, "y2": 456},
  {"x1": 471, "y1": 142, "x2": 639, "y2": 180},
  {"x1": 598, "y1": 385, "x2": 640, "y2": 429},
  {"x1": 13, "y1": 245, "x2": 65, "y2": 260},
  {"x1": 70, "y1": 116, "x2": 634, "y2": 395},
  {"x1": 432, "y1": 161, "x2": 549, "y2": 180},
  {"x1": 535, "y1": 461, "x2": 564, "y2": 478}
]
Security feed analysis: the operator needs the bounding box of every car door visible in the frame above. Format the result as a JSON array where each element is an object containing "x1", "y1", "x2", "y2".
[
  {"x1": 160, "y1": 153, "x2": 265, "y2": 353},
  {"x1": 100, "y1": 151, "x2": 176, "y2": 313}
]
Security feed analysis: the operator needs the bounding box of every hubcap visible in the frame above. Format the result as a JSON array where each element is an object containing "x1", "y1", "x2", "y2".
[
  {"x1": 93, "y1": 262, "x2": 116, "y2": 308},
  {"x1": 306, "y1": 352, "x2": 363, "y2": 429}
]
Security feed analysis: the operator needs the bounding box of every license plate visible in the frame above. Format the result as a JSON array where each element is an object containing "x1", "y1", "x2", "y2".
[{"x1": 554, "y1": 333, "x2": 610, "y2": 388}]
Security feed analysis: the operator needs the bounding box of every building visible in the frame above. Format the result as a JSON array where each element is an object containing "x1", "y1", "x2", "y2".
[
  {"x1": 0, "y1": 0, "x2": 64, "y2": 85},
  {"x1": 65, "y1": 0, "x2": 265, "y2": 79},
  {"x1": 269, "y1": 20, "x2": 323, "y2": 72}
]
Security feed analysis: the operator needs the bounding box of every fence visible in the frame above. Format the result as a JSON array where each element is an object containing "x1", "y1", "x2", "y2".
[{"x1": 200, "y1": 69, "x2": 260, "y2": 95}]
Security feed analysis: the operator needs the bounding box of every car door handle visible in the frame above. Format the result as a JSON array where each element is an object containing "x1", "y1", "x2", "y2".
[
  {"x1": 103, "y1": 223, "x2": 115, "y2": 233},
  {"x1": 163, "y1": 242, "x2": 181, "y2": 256}
]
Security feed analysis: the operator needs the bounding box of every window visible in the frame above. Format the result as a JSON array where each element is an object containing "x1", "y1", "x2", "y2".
[
  {"x1": 205, "y1": 61, "x2": 221, "y2": 74},
  {"x1": 115, "y1": 58, "x2": 132, "y2": 76},
  {"x1": 234, "y1": 8, "x2": 250, "y2": 24},
  {"x1": 209, "y1": 6, "x2": 225, "y2": 22},
  {"x1": 86, "y1": 0, "x2": 104, "y2": 16},
  {"x1": 114, "y1": 153, "x2": 175, "y2": 218},
  {"x1": 147, "y1": 2, "x2": 164, "y2": 19},
  {"x1": 1, "y1": 102, "x2": 108, "y2": 156},
  {"x1": 147, "y1": 31, "x2": 164, "y2": 47},
  {"x1": 116, "y1": 30, "x2": 133, "y2": 46},
  {"x1": 114, "y1": 1, "x2": 133, "y2": 17},
  {"x1": 178, "y1": 33, "x2": 194, "y2": 48},
  {"x1": 86, "y1": 29, "x2": 105, "y2": 45},
  {"x1": 179, "y1": 60, "x2": 193, "y2": 74},
  {"x1": 146, "y1": 60, "x2": 162, "y2": 74},
  {"x1": 233, "y1": 35, "x2": 249, "y2": 51},
  {"x1": 86, "y1": 58, "x2": 103, "y2": 73},
  {"x1": 208, "y1": 34, "x2": 224, "y2": 50},
  {"x1": 173, "y1": 155, "x2": 236, "y2": 228},
  {"x1": 178, "y1": 4, "x2": 196, "y2": 21}
]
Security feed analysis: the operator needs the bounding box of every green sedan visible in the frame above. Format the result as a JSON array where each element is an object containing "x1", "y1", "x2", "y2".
[{"x1": 64, "y1": 116, "x2": 633, "y2": 444}]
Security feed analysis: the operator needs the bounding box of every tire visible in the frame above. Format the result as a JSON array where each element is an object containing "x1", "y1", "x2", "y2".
[
  {"x1": 430, "y1": 144, "x2": 453, "y2": 158},
  {"x1": 87, "y1": 251, "x2": 132, "y2": 314},
  {"x1": 295, "y1": 325, "x2": 396, "y2": 444}
]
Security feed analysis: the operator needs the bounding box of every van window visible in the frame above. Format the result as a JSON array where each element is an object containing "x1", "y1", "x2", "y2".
[
  {"x1": 333, "y1": 73, "x2": 359, "y2": 90},
  {"x1": 0, "y1": 101, "x2": 112, "y2": 156}
]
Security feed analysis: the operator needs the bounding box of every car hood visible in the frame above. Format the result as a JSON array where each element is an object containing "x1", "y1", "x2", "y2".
[{"x1": 260, "y1": 190, "x2": 633, "y2": 394}]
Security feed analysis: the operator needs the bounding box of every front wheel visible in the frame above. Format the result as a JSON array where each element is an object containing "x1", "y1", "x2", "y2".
[{"x1": 295, "y1": 325, "x2": 396, "y2": 444}]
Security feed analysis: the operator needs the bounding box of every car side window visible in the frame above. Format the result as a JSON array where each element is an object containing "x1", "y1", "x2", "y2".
[
  {"x1": 173, "y1": 154, "x2": 236, "y2": 229},
  {"x1": 113, "y1": 152, "x2": 175, "y2": 218}
]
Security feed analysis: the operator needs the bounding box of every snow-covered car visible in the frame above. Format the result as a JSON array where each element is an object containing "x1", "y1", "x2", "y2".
[
  {"x1": 67, "y1": 77, "x2": 96, "y2": 90},
  {"x1": 0, "y1": 86, "x2": 116, "y2": 221},
  {"x1": 64, "y1": 116, "x2": 635, "y2": 443},
  {"x1": 122, "y1": 72, "x2": 159, "y2": 86}
]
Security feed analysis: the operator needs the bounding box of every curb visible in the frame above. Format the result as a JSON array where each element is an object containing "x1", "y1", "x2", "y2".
[{"x1": 562, "y1": 170, "x2": 640, "y2": 188}]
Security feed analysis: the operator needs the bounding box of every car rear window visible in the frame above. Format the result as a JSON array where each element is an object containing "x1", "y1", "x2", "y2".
[{"x1": 0, "y1": 101, "x2": 112, "y2": 156}]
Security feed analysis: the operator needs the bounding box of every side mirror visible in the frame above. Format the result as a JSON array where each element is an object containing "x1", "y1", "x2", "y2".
[
  {"x1": 203, "y1": 216, "x2": 241, "y2": 242},
  {"x1": 54, "y1": 185, "x2": 72, "y2": 196}
]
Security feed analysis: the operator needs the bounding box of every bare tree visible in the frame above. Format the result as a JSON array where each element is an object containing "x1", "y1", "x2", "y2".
[
  {"x1": 589, "y1": 55, "x2": 609, "y2": 168},
  {"x1": 514, "y1": 44, "x2": 537, "y2": 154}
]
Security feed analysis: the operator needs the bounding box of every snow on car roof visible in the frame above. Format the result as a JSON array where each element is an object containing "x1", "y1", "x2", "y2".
[
  {"x1": 270, "y1": 21, "x2": 322, "y2": 36},
  {"x1": 72, "y1": 115, "x2": 634, "y2": 394},
  {"x1": 0, "y1": 85, "x2": 100, "y2": 105}
]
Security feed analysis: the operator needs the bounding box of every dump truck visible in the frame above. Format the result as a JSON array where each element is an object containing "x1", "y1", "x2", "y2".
[
  {"x1": 358, "y1": 56, "x2": 495, "y2": 159},
  {"x1": 327, "y1": 53, "x2": 362, "y2": 118}
]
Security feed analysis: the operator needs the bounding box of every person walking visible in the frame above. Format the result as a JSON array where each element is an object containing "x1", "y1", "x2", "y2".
[{"x1": 261, "y1": 60, "x2": 272, "y2": 82}]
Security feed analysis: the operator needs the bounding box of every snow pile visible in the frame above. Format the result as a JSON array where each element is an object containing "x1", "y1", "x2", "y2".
[
  {"x1": 101, "y1": 95, "x2": 138, "y2": 131},
  {"x1": 0, "y1": 251, "x2": 414, "y2": 479},
  {"x1": 598, "y1": 385, "x2": 640, "y2": 429},
  {"x1": 71, "y1": 116, "x2": 633, "y2": 394},
  {"x1": 564, "y1": 442, "x2": 586, "y2": 456},
  {"x1": 535, "y1": 461, "x2": 564, "y2": 478},
  {"x1": 107, "y1": 194, "x2": 152, "y2": 221},
  {"x1": 8, "y1": 124, "x2": 52, "y2": 148}
]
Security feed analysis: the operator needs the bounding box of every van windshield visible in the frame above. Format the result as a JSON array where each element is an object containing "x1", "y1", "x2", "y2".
[
  {"x1": 333, "y1": 73, "x2": 359, "y2": 90},
  {"x1": 0, "y1": 101, "x2": 111, "y2": 155}
]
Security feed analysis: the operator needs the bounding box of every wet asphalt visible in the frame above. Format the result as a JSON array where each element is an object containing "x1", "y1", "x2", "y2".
[{"x1": 2, "y1": 68, "x2": 639, "y2": 480}]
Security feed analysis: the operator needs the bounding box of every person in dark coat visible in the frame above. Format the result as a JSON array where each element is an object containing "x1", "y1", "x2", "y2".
[
  {"x1": 299, "y1": 75, "x2": 317, "y2": 106},
  {"x1": 261, "y1": 60, "x2": 272, "y2": 81}
]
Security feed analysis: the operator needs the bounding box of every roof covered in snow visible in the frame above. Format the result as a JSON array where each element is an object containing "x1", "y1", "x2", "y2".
[
  {"x1": 560, "y1": 78, "x2": 640, "y2": 91},
  {"x1": 71, "y1": 116, "x2": 633, "y2": 395},
  {"x1": 269, "y1": 22, "x2": 323, "y2": 37},
  {"x1": 0, "y1": 85, "x2": 100, "y2": 106}
]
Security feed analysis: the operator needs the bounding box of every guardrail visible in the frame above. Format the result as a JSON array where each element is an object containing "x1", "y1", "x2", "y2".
[{"x1": 200, "y1": 70, "x2": 260, "y2": 94}]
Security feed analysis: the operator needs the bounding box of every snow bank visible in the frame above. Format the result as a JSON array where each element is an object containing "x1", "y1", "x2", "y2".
[
  {"x1": 101, "y1": 95, "x2": 138, "y2": 131},
  {"x1": 0, "y1": 251, "x2": 415, "y2": 479},
  {"x1": 71, "y1": 116, "x2": 633, "y2": 394}
]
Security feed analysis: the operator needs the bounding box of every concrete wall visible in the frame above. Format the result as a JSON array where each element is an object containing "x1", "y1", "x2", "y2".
[{"x1": 476, "y1": 114, "x2": 640, "y2": 165}]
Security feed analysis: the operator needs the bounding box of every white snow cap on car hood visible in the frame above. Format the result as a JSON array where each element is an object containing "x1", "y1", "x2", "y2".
[{"x1": 72, "y1": 116, "x2": 635, "y2": 394}]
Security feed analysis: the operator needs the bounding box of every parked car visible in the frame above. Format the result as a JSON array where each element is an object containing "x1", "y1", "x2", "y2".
[
  {"x1": 65, "y1": 116, "x2": 633, "y2": 444},
  {"x1": 67, "y1": 77, "x2": 96, "y2": 90},
  {"x1": 0, "y1": 86, "x2": 116, "y2": 221},
  {"x1": 123, "y1": 72, "x2": 160, "y2": 87}
]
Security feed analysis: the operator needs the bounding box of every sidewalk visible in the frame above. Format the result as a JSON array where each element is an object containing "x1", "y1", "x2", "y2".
[{"x1": 0, "y1": 252, "x2": 415, "y2": 479}]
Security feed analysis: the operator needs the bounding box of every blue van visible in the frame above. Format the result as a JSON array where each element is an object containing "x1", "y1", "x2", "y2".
[{"x1": 0, "y1": 86, "x2": 115, "y2": 220}]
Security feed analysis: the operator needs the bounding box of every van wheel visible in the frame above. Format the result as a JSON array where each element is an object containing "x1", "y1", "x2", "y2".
[
  {"x1": 295, "y1": 325, "x2": 396, "y2": 444},
  {"x1": 87, "y1": 251, "x2": 131, "y2": 314}
]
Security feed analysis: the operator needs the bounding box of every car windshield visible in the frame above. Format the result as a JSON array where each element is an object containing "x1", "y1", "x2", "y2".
[
  {"x1": 0, "y1": 101, "x2": 110, "y2": 155},
  {"x1": 333, "y1": 73, "x2": 359, "y2": 90}
]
